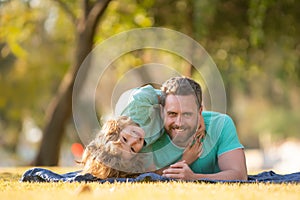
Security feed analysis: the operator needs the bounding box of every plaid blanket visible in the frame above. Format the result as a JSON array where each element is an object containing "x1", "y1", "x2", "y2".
[{"x1": 20, "y1": 168, "x2": 300, "y2": 183}]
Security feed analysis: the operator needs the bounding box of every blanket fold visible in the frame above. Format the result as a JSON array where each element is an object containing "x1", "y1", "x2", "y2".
[{"x1": 20, "y1": 168, "x2": 300, "y2": 183}]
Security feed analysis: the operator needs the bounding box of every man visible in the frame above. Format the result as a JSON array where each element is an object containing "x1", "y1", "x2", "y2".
[
  {"x1": 152, "y1": 77, "x2": 248, "y2": 180},
  {"x1": 117, "y1": 76, "x2": 247, "y2": 180}
]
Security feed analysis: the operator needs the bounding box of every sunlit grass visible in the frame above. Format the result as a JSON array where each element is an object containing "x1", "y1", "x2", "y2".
[{"x1": 1, "y1": 167, "x2": 300, "y2": 200}]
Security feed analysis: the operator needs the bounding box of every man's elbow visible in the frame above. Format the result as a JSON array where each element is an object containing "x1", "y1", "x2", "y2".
[
  {"x1": 240, "y1": 172, "x2": 248, "y2": 181},
  {"x1": 238, "y1": 169, "x2": 248, "y2": 181}
]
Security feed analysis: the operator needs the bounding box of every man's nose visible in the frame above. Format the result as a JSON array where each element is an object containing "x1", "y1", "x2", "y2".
[{"x1": 174, "y1": 115, "x2": 182, "y2": 126}]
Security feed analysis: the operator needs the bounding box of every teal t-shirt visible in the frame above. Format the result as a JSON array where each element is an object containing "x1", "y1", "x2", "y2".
[
  {"x1": 149, "y1": 111, "x2": 244, "y2": 173},
  {"x1": 115, "y1": 85, "x2": 164, "y2": 148}
]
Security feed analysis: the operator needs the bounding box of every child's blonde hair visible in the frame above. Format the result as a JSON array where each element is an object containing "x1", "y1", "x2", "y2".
[{"x1": 79, "y1": 116, "x2": 144, "y2": 179}]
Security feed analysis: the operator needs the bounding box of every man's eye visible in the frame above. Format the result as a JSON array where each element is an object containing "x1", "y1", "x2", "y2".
[
  {"x1": 122, "y1": 136, "x2": 127, "y2": 142},
  {"x1": 184, "y1": 113, "x2": 192, "y2": 117},
  {"x1": 168, "y1": 112, "x2": 176, "y2": 117}
]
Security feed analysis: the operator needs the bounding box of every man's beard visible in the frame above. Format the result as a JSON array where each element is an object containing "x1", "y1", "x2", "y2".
[{"x1": 167, "y1": 124, "x2": 198, "y2": 147}]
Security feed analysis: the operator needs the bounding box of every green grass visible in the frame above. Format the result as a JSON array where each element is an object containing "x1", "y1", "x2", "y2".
[{"x1": 1, "y1": 167, "x2": 300, "y2": 200}]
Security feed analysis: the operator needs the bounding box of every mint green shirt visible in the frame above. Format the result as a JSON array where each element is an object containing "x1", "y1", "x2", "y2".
[
  {"x1": 149, "y1": 111, "x2": 244, "y2": 173},
  {"x1": 115, "y1": 85, "x2": 164, "y2": 148}
]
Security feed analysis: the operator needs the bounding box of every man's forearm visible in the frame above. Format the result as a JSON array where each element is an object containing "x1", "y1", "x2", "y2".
[{"x1": 193, "y1": 169, "x2": 248, "y2": 181}]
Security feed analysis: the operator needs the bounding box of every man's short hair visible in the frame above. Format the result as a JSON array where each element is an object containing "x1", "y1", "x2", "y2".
[{"x1": 160, "y1": 77, "x2": 202, "y2": 109}]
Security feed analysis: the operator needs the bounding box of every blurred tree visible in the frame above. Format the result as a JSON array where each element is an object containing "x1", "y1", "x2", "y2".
[
  {"x1": 1, "y1": 0, "x2": 299, "y2": 165},
  {"x1": 33, "y1": 0, "x2": 155, "y2": 165},
  {"x1": 0, "y1": 0, "x2": 72, "y2": 153},
  {"x1": 204, "y1": 0, "x2": 300, "y2": 147},
  {"x1": 33, "y1": 0, "x2": 112, "y2": 165},
  {"x1": 1, "y1": 0, "x2": 155, "y2": 165}
]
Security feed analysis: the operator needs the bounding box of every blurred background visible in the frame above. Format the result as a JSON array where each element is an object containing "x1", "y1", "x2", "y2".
[{"x1": 0, "y1": 0, "x2": 299, "y2": 173}]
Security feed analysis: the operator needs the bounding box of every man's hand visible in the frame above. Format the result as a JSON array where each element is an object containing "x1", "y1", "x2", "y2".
[{"x1": 162, "y1": 160, "x2": 196, "y2": 180}]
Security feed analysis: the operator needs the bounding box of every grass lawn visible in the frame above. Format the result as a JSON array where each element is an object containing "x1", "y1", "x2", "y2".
[{"x1": 1, "y1": 167, "x2": 299, "y2": 200}]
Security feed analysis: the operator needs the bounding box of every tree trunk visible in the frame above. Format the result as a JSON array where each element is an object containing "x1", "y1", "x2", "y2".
[{"x1": 33, "y1": 0, "x2": 112, "y2": 166}]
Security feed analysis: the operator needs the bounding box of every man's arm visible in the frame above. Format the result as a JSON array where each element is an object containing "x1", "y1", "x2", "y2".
[{"x1": 162, "y1": 148, "x2": 248, "y2": 181}]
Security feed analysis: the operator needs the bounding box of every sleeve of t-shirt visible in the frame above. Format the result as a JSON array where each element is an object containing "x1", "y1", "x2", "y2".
[
  {"x1": 120, "y1": 85, "x2": 159, "y2": 125},
  {"x1": 217, "y1": 114, "x2": 244, "y2": 156}
]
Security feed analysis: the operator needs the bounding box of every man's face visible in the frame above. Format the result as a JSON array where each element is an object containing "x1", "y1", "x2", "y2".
[{"x1": 162, "y1": 94, "x2": 201, "y2": 147}]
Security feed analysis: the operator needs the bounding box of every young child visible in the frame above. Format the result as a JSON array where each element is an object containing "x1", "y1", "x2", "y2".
[{"x1": 79, "y1": 116, "x2": 146, "y2": 179}]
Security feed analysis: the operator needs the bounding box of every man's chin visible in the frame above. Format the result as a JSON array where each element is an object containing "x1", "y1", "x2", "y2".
[
  {"x1": 172, "y1": 132, "x2": 190, "y2": 146},
  {"x1": 170, "y1": 130, "x2": 193, "y2": 146}
]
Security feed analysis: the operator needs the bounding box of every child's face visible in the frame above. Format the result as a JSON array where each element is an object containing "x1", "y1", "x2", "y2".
[{"x1": 119, "y1": 125, "x2": 145, "y2": 154}]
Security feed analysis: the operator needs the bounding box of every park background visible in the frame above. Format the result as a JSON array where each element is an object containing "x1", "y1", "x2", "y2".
[{"x1": 0, "y1": 0, "x2": 299, "y2": 174}]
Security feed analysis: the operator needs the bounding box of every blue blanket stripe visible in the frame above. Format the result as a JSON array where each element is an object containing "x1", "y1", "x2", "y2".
[{"x1": 19, "y1": 168, "x2": 300, "y2": 183}]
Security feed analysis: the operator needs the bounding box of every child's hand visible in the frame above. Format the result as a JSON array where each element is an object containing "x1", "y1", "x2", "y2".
[{"x1": 182, "y1": 136, "x2": 203, "y2": 165}]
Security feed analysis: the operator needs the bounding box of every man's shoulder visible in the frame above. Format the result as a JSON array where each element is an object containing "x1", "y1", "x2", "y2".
[
  {"x1": 202, "y1": 111, "x2": 232, "y2": 121},
  {"x1": 203, "y1": 111, "x2": 235, "y2": 133}
]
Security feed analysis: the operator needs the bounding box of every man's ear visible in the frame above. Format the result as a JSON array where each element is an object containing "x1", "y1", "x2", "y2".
[
  {"x1": 197, "y1": 107, "x2": 205, "y2": 133},
  {"x1": 160, "y1": 105, "x2": 164, "y2": 118},
  {"x1": 198, "y1": 105, "x2": 203, "y2": 115},
  {"x1": 197, "y1": 106, "x2": 204, "y2": 131}
]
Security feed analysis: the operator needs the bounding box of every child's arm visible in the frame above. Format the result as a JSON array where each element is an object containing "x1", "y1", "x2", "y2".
[
  {"x1": 182, "y1": 114, "x2": 206, "y2": 165},
  {"x1": 153, "y1": 133, "x2": 204, "y2": 175},
  {"x1": 181, "y1": 133, "x2": 204, "y2": 165},
  {"x1": 116, "y1": 85, "x2": 163, "y2": 147}
]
